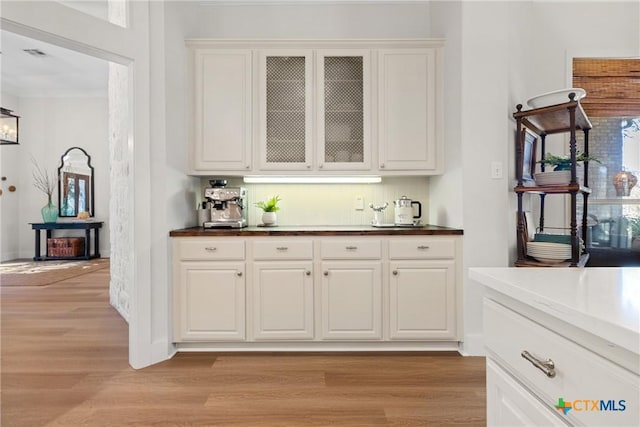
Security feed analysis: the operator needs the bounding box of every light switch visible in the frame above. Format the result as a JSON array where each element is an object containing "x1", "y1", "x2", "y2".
[
  {"x1": 491, "y1": 161, "x2": 503, "y2": 179},
  {"x1": 354, "y1": 195, "x2": 365, "y2": 210}
]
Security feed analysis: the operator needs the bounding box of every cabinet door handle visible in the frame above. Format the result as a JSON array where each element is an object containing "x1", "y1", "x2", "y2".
[
  {"x1": 521, "y1": 350, "x2": 556, "y2": 378},
  {"x1": 205, "y1": 247, "x2": 217, "y2": 252},
  {"x1": 345, "y1": 246, "x2": 358, "y2": 250},
  {"x1": 392, "y1": 270, "x2": 398, "y2": 275},
  {"x1": 305, "y1": 270, "x2": 311, "y2": 276},
  {"x1": 276, "y1": 247, "x2": 288, "y2": 251},
  {"x1": 236, "y1": 271, "x2": 243, "y2": 277},
  {"x1": 323, "y1": 271, "x2": 329, "y2": 276},
  {"x1": 417, "y1": 245, "x2": 430, "y2": 250}
]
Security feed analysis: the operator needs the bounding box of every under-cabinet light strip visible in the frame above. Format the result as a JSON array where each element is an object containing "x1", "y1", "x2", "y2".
[{"x1": 243, "y1": 176, "x2": 382, "y2": 184}]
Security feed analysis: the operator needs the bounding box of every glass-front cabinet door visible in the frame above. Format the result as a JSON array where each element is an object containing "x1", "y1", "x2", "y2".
[
  {"x1": 258, "y1": 51, "x2": 313, "y2": 170},
  {"x1": 317, "y1": 50, "x2": 371, "y2": 170}
]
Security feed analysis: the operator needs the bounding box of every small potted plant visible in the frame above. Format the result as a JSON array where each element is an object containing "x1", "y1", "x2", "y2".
[
  {"x1": 538, "y1": 152, "x2": 600, "y2": 171},
  {"x1": 255, "y1": 195, "x2": 281, "y2": 226}
]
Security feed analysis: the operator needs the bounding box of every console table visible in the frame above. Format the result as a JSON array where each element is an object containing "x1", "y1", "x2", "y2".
[{"x1": 30, "y1": 221, "x2": 103, "y2": 261}]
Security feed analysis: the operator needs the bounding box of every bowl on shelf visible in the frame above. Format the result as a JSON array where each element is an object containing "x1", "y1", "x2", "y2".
[
  {"x1": 534, "y1": 170, "x2": 571, "y2": 186},
  {"x1": 526, "y1": 88, "x2": 586, "y2": 109}
]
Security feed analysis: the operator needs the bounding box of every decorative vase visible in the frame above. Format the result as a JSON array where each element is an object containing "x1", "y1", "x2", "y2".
[
  {"x1": 41, "y1": 197, "x2": 58, "y2": 223},
  {"x1": 613, "y1": 170, "x2": 638, "y2": 196},
  {"x1": 261, "y1": 212, "x2": 277, "y2": 226}
]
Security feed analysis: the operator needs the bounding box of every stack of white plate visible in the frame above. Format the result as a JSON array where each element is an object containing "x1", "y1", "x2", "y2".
[
  {"x1": 534, "y1": 171, "x2": 571, "y2": 186},
  {"x1": 527, "y1": 241, "x2": 572, "y2": 263}
]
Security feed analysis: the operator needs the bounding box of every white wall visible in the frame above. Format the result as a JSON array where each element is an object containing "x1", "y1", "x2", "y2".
[
  {"x1": 0, "y1": 94, "x2": 110, "y2": 261},
  {"x1": 20, "y1": 97, "x2": 110, "y2": 259},
  {"x1": 428, "y1": 1, "x2": 463, "y2": 229},
  {"x1": 0, "y1": 93, "x2": 21, "y2": 261},
  {"x1": 435, "y1": 0, "x2": 639, "y2": 356},
  {"x1": 184, "y1": 2, "x2": 431, "y2": 39}
]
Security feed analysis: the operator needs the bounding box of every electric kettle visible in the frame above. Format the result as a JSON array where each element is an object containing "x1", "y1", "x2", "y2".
[{"x1": 394, "y1": 196, "x2": 422, "y2": 225}]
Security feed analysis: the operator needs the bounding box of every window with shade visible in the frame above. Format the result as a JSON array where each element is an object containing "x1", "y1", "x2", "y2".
[{"x1": 573, "y1": 58, "x2": 640, "y2": 264}]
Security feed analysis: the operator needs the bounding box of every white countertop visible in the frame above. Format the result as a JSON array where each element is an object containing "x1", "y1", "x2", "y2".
[{"x1": 469, "y1": 267, "x2": 640, "y2": 356}]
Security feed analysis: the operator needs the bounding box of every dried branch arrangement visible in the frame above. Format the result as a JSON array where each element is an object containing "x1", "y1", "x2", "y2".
[{"x1": 30, "y1": 155, "x2": 57, "y2": 200}]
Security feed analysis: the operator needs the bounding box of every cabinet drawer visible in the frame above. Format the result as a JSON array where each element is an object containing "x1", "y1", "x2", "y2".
[
  {"x1": 388, "y1": 238, "x2": 455, "y2": 259},
  {"x1": 320, "y1": 240, "x2": 381, "y2": 259},
  {"x1": 486, "y1": 359, "x2": 568, "y2": 426},
  {"x1": 252, "y1": 240, "x2": 313, "y2": 260},
  {"x1": 177, "y1": 239, "x2": 245, "y2": 261},
  {"x1": 484, "y1": 298, "x2": 639, "y2": 427}
]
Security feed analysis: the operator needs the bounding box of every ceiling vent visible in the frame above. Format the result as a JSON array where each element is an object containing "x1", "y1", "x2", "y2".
[{"x1": 23, "y1": 48, "x2": 47, "y2": 57}]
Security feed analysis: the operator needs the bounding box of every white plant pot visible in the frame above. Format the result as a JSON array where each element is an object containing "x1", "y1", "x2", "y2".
[{"x1": 261, "y1": 212, "x2": 277, "y2": 225}]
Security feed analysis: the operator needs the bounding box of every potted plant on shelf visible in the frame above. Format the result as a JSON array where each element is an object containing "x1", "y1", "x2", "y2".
[
  {"x1": 537, "y1": 152, "x2": 601, "y2": 171},
  {"x1": 255, "y1": 195, "x2": 281, "y2": 226}
]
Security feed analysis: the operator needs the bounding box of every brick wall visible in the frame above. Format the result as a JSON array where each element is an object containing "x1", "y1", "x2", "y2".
[
  {"x1": 577, "y1": 117, "x2": 637, "y2": 248},
  {"x1": 108, "y1": 62, "x2": 131, "y2": 321}
]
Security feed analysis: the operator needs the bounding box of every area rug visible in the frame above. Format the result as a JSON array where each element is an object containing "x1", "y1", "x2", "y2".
[{"x1": 0, "y1": 258, "x2": 110, "y2": 287}]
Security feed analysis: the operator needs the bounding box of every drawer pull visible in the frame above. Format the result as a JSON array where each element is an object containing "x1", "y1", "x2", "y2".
[
  {"x1": 276, "y1": 247, "x2": 289, "y2": 251},
  {"x1": 345, "y1": 246, "x2": 358, "y2": 250},
  {"x1": 324, "y1": 271, "x2": 329, "y2": 276},
  {"x1": 305, "y1": 271, "x2": 311, "y2": 276},
  {"x1": 521, "y1": 350, "x2": 556, "y2": 378},
  {"x1": 417, "y1": 245, "x2": 430, "y2": 250},
  {"x1": 205, "y1": 247, "x2": 217, "y2": 252},
  {"x1": 392, "y1": 270, "x2": 398, "y2": 275},
  {"x1": 236, "y1": 271, "x2": 243, "y2": 277}
]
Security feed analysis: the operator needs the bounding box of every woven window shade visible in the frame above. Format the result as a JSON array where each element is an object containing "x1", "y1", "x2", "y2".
[{"x1": 573, "y1": 58, "x2": 640, "y2": 117}]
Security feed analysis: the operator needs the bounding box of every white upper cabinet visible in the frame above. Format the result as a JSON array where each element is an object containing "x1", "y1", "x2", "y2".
[
  {"x1": 190, "y1": 49, "x2": 252, "y2": 173},
  {"x1": 378, "y1": 48, "x2": 443, "y2": 173},
  {"x1": 258, "y1": 49, "x2": 371, "y2": 171},
  {"x1": 187, "y1": 40, "x2": 444, "y2": 176}
]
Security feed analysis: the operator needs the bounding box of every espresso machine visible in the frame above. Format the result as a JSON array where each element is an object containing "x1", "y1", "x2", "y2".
[{"x1": 203, "y1": 180, "x2": 248, "y2": 229}]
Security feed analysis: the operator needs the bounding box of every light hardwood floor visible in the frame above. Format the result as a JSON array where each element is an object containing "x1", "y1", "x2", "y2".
[{"x1": 1, "y1": 265, "x2": 486, "y2": 426}]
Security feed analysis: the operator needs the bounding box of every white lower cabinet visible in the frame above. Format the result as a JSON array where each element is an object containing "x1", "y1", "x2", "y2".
[
  {"x1": 389, "y1": 260, "x2": 456, "y2": 340},
  {"x1": 172, "y1": 235, "x2": 461, "y2": 349},
  {"x1": 484, "y1": 297, "x2": 640, "y2": 427},
  {"x1": 486, "y1": 359, "x2": 567, "y2": 426},
  {"x1": 174, "y1": 261, "x2": 246, "y2": 341},
  {"x1": 252, "y1": 261, "x2": 314, "y2": 340},
  {"x1": 320, "y1": 261, "x2": 382, "y2": 340}
]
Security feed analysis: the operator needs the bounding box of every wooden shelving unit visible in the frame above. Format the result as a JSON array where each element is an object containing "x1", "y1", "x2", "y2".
[{"x1": 513, "y1": 94, "x2": 593, "y2": 267}]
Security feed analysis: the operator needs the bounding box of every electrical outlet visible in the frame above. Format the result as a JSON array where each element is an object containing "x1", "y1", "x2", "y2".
[
  {"x1": 354, "y1": 195, "x2": 365, "y2": 210},
  {"x1": 491, "y1": 161, "x2": 503, "y2": 179}
]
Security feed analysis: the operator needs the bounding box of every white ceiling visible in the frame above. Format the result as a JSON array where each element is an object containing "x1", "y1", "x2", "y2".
[{"x1": 0, "y1": 30, "x2": 108, "y2": 98}]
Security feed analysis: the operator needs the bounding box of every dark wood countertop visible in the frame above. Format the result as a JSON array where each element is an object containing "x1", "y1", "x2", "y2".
[{"x1": 169, "y1": 225, "x2": 463, "y2": 237}]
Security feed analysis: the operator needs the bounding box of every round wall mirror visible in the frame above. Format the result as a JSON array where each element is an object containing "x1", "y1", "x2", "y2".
[{"x1": 58, "y1": 147, "x2": 94, "y2": 217}]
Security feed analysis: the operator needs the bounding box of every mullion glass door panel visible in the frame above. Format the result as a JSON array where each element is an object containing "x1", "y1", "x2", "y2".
[
  {"x1": 318, "y1": 51, "x2": 370, "y2": 170},
  {"x1": 260, "y1": 53, "x2": 312, "y2": 170}
]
